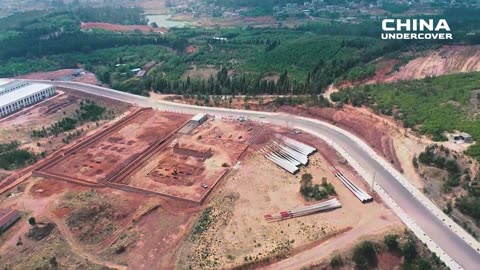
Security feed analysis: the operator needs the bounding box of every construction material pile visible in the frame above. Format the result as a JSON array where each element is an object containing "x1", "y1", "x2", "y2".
[
  {"x1": 260, "y1": 134, "x2": 316, "y2": 174},
  {"x1": 329, "y1": 166, "x2": 373, "y2": 203},
  {"x1": 264, "y1": 198, "x2": 341, "y2": 222}
]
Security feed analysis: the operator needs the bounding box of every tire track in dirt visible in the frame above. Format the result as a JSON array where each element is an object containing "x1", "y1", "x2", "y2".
[{"x1": 47, "y1": 213, "x2": 128, "y2": 270}]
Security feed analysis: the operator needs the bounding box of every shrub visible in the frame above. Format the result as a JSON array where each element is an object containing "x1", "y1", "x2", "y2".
[
  {"x1": 444, "y1": 160, "x2": 460, "y2": 175},
  {"x1": 465, "y1": 144, "x2": 480, "y2": 161},
  {"x1": 115, "y1": 245, "x2": 126, "y2": 254},
  {"x1": 353, "y1": 241, "x2": 377, "y2": 270},
  {"x1": 27, "y1": 223, "x2": 55, "y2": 241},
  {"x1": 28, "y1": 217, "x2": 36, "y2": 226},
  {"x1": 330, "y1": 254, "x2": 344, "y2": 268},
  {"x1": 0, "y1": 148, "x2": 36, "y2": 170},
  {"x1": 299, "y1": 174, "x2": 336, "y2": 201},
  {"x1": 49, "y1": 256, "x2": 58, "y2": 267},
  {"x1": 191, "y1": 207, "x2": 213, "y2": 237},
  {"x1": 384, "y1": 234, "x2": 399, "y2": 251},
  {"x1": 402, "y1": 239, "x2": 418, "y2": 263}
]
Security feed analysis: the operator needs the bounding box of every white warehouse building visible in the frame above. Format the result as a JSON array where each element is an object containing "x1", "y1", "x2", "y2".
[
  {"x1": 0, "y1": 81, "x2": 31, "y2": 96},
  {"x1": 0, "y1": 82, "x2": 56, "y2": 118}
]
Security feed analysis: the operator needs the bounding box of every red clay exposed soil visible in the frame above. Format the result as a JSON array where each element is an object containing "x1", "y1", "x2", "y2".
[
  {"x1": 81, "y1": 22, "x2": 168, "y2": 34},
  {"x1": 376, "y1": 252, "x2": 403, "y2": 269},
  {"x1": 162, "y1": 94, "x2": 402, "y2": 172},
  {"x1": 52, "y1": 206, "x2": 71, "y2": 218},
  {"x1": 119, "y1": 118, "x2": 261, "y2": 203},
  {"x1": 278, "y1": 105, "x2": 403, "y2": 171},
  {"x1": 186, "y1": 45, "x2": 198, "y2": 54},
  {"x1": 0, "y1": 90, "x2": 130, "y2": 196},
  {"x1": 35, "y1": 108, "x2": 190, "y2": 187},
  {"x1": 29, "y1": 179, "x2": 76, "y2": 198},
  {"x1": 367, "y1": 58, "x2": 399, "y2": 84},
  {"x1": 364, "y1": 45, "x2": 480, "y2": 85},
  {"x1": 125, "y1": 200, "x2": 198, "y2": 270}
]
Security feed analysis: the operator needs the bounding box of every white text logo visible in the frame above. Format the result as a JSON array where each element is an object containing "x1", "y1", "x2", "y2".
[{"x1": 381, "y1": 19, "x2": 453, "y2": 40}]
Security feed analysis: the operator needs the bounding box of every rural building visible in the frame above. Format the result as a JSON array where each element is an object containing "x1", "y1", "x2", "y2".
[
  {"x1": 136, "y1": 70, "x2": 147, "y2": 78},
  {"x1": 453, "y1": 133, "x2": 473, "y2": 143},
  {"x1": 0, "y1": 208, "x2": 20, "y2": 233},
  {"x1": 136, "y1": 61, "x2": 157, "y2": 78},
  {"x1": 191, "y1": 113, "x2": 208, "y2": 125},
  {"x1": 131, "y1": 68, "x2": 141, "y2": 73},
  {"x1": 0, "y1": 82, "x2": 56, "y2": 118},
  {"x1": 142, "y1": 61, "x2": 157, "y2": 72},
  {"x1": 178, "y1": 113, "x2": 209, "y2": 134}
]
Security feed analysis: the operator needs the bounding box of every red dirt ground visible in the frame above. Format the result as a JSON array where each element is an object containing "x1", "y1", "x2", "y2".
[
  {"x1": 81, "y1": 22, "x2": 168, "y2": 34},
  {"x1": 40, "y1": 109, "x2": 190, "y2": 185},
  {"x1": 120, "y1": 117, "x2": 261, "y2": 203},
  {"x1": 29, "y1": 179, "x2": 76, "y2": 198},
  {"x1": 124, "y1": 199, "x2": 199, "y2": 269},
  {"x1": 383, "y1": 45, "x2": 480, "y2": 82},
  {"x1": 377, "y1": 252, "x2": 403, "y2": 269},
  {"x1": 186, "y1": 45, "x2": 198, "y2": 54},
  {"x1": 365, "y1": 58, "x2": 399, "y2": 85}
]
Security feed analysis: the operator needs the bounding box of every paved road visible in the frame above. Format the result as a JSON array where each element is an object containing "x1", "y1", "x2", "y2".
[{"x1": 40, "y1": 81, "x2": 480, "y2": 269}]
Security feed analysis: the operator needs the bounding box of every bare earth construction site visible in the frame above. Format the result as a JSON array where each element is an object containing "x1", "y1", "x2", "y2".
[
  {"x1": 0, "y1": 84, "x2": 402, "y2": 270},
  {"x1": 33, "y1": 107, "x2": 258, "y2": 203}
]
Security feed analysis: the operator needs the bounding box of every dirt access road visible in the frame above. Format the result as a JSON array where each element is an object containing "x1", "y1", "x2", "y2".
[{"x1": 262, "y1": 213, "x2": 401, "y2": 270}]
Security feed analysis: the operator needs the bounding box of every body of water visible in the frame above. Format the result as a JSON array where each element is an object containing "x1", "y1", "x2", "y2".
[{"x1": 146, "y1": 14, "x2": 189, "y2": 28}]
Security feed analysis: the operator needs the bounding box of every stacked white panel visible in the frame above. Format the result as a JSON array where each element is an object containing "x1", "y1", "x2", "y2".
[
  {"x1": 261, "y1": 135, "x2": 317, "y2": 175},
  {"x1": 264, "y1": 198, "x2": 341, "y2": 221},
  {"x1": 271, "y1": 140, "x2": 309, "y2": 165},
  {"x1": 329, "y1": 166, "x2": 372, "y2": 203},
  {"x1": 275, "y1": 135, "x2": 316, "y2": 156}
]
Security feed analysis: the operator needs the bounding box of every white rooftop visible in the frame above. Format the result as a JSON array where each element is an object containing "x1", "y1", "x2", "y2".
[
  {"x1": 0, "y1": 79, "x2": 13, "y2": 87},
  {"x1": 191, "y1": 113, "x2": 207, "y2": 122},
  {"x1": 0, "y1": 83, "x2": 54, "y2": 107},
  {"x1": 0, "y1": 81, "x2": 30, "y2": 93}
]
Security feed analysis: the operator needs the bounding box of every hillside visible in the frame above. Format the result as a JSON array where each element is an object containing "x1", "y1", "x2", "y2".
[
  {"x1": 383, "y1": 46, "x2": 480, "y2": 83},
  {"x1": 332, "y1": 72, "x2": 480, "y2": 146}
]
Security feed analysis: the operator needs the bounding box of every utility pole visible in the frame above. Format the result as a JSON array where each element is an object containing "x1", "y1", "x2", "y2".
[{"x1": 371, "y1": 171, "x2": 376, "y2": 192}]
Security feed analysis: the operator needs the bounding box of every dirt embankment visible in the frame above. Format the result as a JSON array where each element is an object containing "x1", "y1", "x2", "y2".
[
  {"x1": 279, "y1": 105, "x2": 404, "y2": 172},
  {"x1": 377, "y1": 45, "x2": 480, "y2": 83}
]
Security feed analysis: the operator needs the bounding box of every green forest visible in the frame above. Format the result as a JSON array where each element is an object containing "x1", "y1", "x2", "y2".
[
  {"x1": 0, "y1": 9, "x2": 402, "y2": 96},
  {"x1": 331, "y1": 72, "x2": 480, "y2": 159},
  {"x1": 2, "y1": 6, "x2": 480, "y2": 98}
]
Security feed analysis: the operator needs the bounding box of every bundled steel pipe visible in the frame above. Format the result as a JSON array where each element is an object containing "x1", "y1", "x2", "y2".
[
  {"x1": 265, "y1": 145, "x2": 301, "y2": 167},
  {"x1": 264, "y1": 198, "x2": 341, "y2": 221},
  {"x1": 260, "y1": 135, "x2": 316, "y2": 174},
  {"x1": 271, "y1": 140, "x2": 309, "y2": 165},
  {"x1": 261, "y1": 149, "x2": 299, "y2": 174},
  {"x1": 275, "y1": 135, "x2": 316, "y2": 156},
  {"x1": 329, "y1": 166, "x2": 372, "y2": 203}
]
